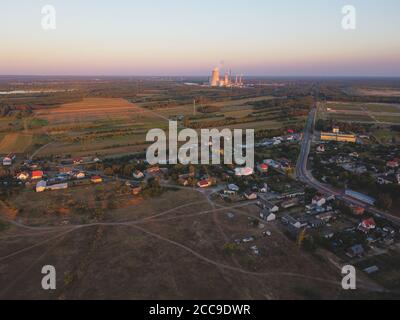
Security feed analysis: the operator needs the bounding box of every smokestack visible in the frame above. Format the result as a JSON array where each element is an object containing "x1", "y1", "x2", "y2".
[{"x1": 210, "y1": 67, "x2": 220, "y2": 87}]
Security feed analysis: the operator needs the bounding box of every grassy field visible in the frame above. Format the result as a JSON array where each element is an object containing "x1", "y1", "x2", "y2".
[
  {"x1": 30, "y1": 95, "x2": 303, "y2": 157},
  {"x1": 320, "y1": 101, "x2": 400, "y2": 124},
  {"x1": 372, "y1": 129, "x2": 400, "y2": 144},
  {"x1": 0, "y1": 188, "x2": 354, "y2": 299},
  {"x1": 35, "y1": 98, "x2": 158, "y2": 124},
  {"x1": 356, "y1": 88, "x2": 400, "y2": 97}
]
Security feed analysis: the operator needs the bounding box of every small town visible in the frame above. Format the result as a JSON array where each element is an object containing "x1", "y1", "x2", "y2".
[
  {"x1": 1, "y1": 0, "x2": 400, "y2": 303},
  {"x1": 1, "y1": 106, "x2": 399, "y2": 296}
]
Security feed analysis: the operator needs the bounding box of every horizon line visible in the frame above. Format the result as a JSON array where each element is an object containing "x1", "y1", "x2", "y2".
[{"x1": 1, "y1": 74, "x2": 400, "y2": 79}]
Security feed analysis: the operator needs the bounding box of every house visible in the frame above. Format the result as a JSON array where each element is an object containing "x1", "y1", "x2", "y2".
[
  {"x1": 282, "y1": 215, "x2": 307, "y2": 229},
  {"x1": 36, "y1": 180, "x2": 47, "y2": 193},
  {"x1": 2, "y1": 158, "x2": 12, "y2": 166},
  {"x1": 347, "y1": 244, "x2": 365, "y2": 258},
  {"x1": 16, "y1": 172, "x2": 30, "y2": 181},
  {"x1": 281, "y1": 198, "x2": 300, "y2": 209},
  {"x1": 46, "y1": 183, "x2": 68, "y2": 191},
  {"x1": 131, "y1": 185, "x2": 142, "y2": 196},
  {"x1": 31, "y1": 170, "x2": 44, "y2": 180},
  {"x1": 178, "y1": 177, "x2": 190, "y2": 186},
  {"x1": 258, "y1": 196, "x2": 279, "y2": 212},
  {"x1": 387, "y1": 160, "x2": 399, "y2": 168},
  {"x1": 307, "y1": 217, "x2": 326, "y2": 228},
  {"x1": 315, "y1": 211, "x2": 334, "y2": 222},
  {"x1": 227, "y1": 184, "x2": 240, "y2": 192},
  {"x1": 146, "y1": 166, "x2": 160, "y2": 175},
  {"x1": 59, "y1": 167, "x2": 73, "y2": 175},
  {"x1": 312, "y1": 195, "x2": 326, "y2": 207},
  {"x1": 72, "y1": 157, "x2": 83, "y2": 164},
  {"x1": 320, "y1": 228, "x2": 335, "y2": 239},
  {"x1": 259, "y1": 183, "x2": 268, "y2": 193},
  {"x1": 133, "y1": 170, "x2": 145, "y2": 180},
  {"x1": 260, "y1": 210, "x2": 276, "y2": 222},
  {"x1": 74, "y1": 171, "x2": 86, "y2": 179},
  {"x1": 197, "y1": 179, "x2": 212, "y2": 188},
  {"x1": 257, "y1": 163, "x2": 269, "y2": 174},
  {"x1": 235, "y1": 167, "x2": 254, "y2": 177},
  {"x1": 316, "y1": 144, "x2": 325, "y2": 153},
  {"x1": 244, "y1": 190, "x2": 258, "y2": 200},
  {"x1": 351, "y1": 206, "x2": 365, "y2": 216},
  {"x1": 3, "y1": 154, "x2": 16, "y2": 166},
  {"x1": 377, "y1": 174, "x2": 400, "y2": 185},
  {"x1": 358, "y1": 218, "x2": 377, "y2": 233},
  {"x1": 91, "y1": 176, "x2": 103, "y2": 184}
]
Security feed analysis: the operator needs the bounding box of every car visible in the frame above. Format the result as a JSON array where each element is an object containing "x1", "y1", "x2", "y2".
[
  {"x1": 242, "y1": 237, "x2": 255, "y2": 243},
  {"x1": 250, "y1": 246, "x2": 260, "y2": 256},
  {"x1": 263, "y1": 231, "x2": 272, "y2": 237}
]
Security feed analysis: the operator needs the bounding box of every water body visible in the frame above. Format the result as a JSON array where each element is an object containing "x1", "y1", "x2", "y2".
[{"x1": 0, "y1": 90, "x2": 73, "y2": 95}]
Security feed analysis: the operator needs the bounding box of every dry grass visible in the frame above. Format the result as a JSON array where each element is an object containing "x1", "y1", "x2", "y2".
[
  {"x1": 0, "y1": 133, "x2": 33, "y2": 153},
  {"x1": 35, "y1": 98, "x2": 158, "y2": 124}
]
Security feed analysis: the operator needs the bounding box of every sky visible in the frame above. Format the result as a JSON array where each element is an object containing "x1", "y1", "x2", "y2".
[{"x1": 1, "y1": 0, "x2": 400, "y2": 76}]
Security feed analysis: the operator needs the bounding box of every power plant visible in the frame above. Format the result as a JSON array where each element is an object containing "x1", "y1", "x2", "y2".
[{"x1": 209, "y1": 67, "x2": 244, "y2": 87}]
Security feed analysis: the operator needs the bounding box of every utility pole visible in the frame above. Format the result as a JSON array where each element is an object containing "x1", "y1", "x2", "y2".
[{"x1": 193, "y1": 99, "x2": 196, "y2": 116}]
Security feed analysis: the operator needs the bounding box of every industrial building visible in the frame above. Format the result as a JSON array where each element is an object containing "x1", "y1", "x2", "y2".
[
  {"x1": 320, "y1": 127, "x2": 357, "y2": 143},
  {"x1": 209, "y1": 67, "x2": 244, "y2": 87}
]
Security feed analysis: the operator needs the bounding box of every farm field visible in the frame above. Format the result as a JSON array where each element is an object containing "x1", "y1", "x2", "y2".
[
  {"x1": 35, "y1": 98, "x2": 159, "y2": 124},
  {"x1": 0, "y1": 133, "x2": 33, "y2": 153},
  {"x1": 319, "y1": 101, "x2": 400, "y2": 124},
  {"x1": 356, "y1": 88, "x2": 400, "y2": 97},
  {"x1": 31, "y1": 98, "x2": 168, "y2": 157},
  {"x1": 30, "y1": 95, "x2": 303, "y2": 157}
]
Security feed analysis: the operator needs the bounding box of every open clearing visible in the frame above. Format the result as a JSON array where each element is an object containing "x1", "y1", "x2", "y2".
[{"x1": 0, "y1": 188, "x2": 370, "y2": 300}]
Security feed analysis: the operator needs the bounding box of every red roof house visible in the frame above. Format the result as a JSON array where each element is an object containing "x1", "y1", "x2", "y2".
[
  {"x1": 197, "y1": 179, "x2": 212, "y2": 188},
  {"x1": 31, "y1": 170, "x2": 44, "y2": 180},
  {"x1": 359, "y1": 218, "x2": 376, "y2": 233}
]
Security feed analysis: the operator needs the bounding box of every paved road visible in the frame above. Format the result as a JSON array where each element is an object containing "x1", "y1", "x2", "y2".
[{"x1": 296, "y1": 107, "x2": 400, "y2": 226}]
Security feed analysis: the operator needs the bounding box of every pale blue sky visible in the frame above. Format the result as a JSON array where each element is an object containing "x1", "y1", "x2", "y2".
[{"x1": 1, "y1": 0, "x2": 400, "y2": 76}]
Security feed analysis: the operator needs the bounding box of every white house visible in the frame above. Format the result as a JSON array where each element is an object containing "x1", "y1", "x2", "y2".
[
  {"x1": 16, "y1": 172, "x2": 30, "y2": 181},
  {"x1": 235, "y1": 167, "x2": 254, "y2": 177},
  {"x1": 312, "y1": 195, "x2": 327, "y2": 207},
  {"x1": 264, "y1": 201, "x2": 279, "y2": 213},
  {"x1": 227, "y1": 184, "x2": 240, "y2": 192},
  {"x1": 3, "y1": 158, "x2": 12, "y2": 166},
  {"x1": 133, "y1": 170, "x2": 145, "y2": 180},
  {"x1": 36, "y1": 180, "x2": 47, "y2": 193},
  {"x1": 244, "y1": 191, "x2": 258, "y2": 200},
  {"x1": 264, "y1": 212, "x2": 277, "y2": 222},
  {"x1": 75, "y1": 172, "x2": 86, "y2": 179}
]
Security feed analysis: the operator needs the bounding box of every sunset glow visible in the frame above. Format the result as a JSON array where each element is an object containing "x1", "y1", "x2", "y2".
[{"x1": 1, "y1": 0, "x2": 400, "y2": 76}]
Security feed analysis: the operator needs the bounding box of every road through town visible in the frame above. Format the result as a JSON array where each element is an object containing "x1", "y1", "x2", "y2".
[{"x1": 296, "y1": 107, "x2": 400, "y2": 225}]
